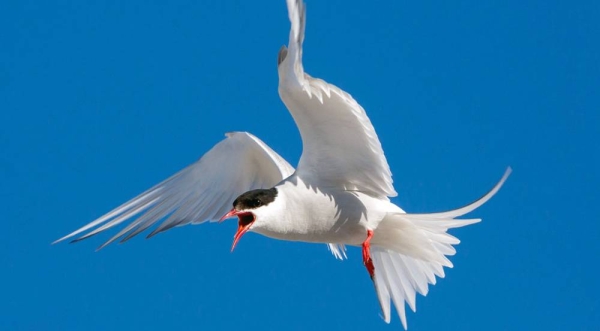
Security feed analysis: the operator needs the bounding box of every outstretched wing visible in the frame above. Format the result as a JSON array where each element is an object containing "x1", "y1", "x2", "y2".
[
  {"x1": 278, "y1": 0, "x2": 397, "y2": 199},
  {"x1": 53, "y1": 132, "x2": 294, "y2": 249}
]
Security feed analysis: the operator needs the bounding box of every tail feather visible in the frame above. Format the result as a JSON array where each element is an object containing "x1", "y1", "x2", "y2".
[
  {"x1": 408, "y1": 167, "x2": 512, "y2": 219},
  {"x1": 376, "y1": 251, "x2": 408, "y2": 329},
  {"x1": 371, "y1": 168, "x2": 511, "y2": 328}
]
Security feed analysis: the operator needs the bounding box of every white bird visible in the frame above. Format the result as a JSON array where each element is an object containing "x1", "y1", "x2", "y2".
[{"x1": 54, "y1": 0, "x2": 511, "y2": 328}]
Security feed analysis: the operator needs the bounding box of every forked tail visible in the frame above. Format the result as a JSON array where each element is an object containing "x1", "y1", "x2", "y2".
[{"x1": 371, "y1": 167, "x2": 511, "y2": 329}]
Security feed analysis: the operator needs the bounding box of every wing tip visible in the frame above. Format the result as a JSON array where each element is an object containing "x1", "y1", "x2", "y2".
[
  {"x1": 225, "y1": 131, "x2": 249, "y2": 139},
  {"x1": 51, "y1": 237, "x2": 67, "y2": 245},
  {"x1": 52, "y1": 228, "x2": 86, "y2": 245}
]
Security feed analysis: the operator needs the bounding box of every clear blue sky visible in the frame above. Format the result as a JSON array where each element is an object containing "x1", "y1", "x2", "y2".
[{"x1": 1, "y1": 1, "x2": 598, "y2": 330}]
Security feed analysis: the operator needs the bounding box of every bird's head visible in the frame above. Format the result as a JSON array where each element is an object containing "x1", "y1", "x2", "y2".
[{"x1": 219, "y1": 188, "x2": 279, "y2": 251}]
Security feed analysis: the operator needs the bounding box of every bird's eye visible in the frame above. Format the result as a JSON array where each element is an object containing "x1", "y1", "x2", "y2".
[{"x1": 251, "y1": 198, "x2": 261, "y2": 207}]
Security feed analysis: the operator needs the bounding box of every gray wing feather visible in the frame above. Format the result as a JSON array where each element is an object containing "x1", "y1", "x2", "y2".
[{"x1": 54, "y1": 132, "x2": 294, "y2": 249}]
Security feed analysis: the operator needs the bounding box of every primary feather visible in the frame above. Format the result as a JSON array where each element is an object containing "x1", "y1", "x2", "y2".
[
  {"x1": 278, "y1": 0, "x2": 396, "y2": 199},
  {"x1": 53, "y1": 132, "x2": 294, "y2": 249}
]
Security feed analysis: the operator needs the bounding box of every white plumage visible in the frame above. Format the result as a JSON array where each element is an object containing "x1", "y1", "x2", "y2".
[{"x1": 54, "y1": 1, "x2": 510, "y2": 328}]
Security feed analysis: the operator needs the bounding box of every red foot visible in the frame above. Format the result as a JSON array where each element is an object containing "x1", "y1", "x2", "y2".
[{"x1": 362, "y1": 230, "x2": 375, "y2": 279}]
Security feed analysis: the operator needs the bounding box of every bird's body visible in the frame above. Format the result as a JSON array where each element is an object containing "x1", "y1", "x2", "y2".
[
  {"x1": 251, "y1": 176, "x2": 397, "y2": 245},
  {"x1": 54, "y1": 0, "x2": 511, "y2": 328}
]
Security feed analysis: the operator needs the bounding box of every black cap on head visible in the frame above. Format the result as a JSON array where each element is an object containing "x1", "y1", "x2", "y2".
[{"x1": 233, "y1": 188, "x2": 278, "y2": 210}]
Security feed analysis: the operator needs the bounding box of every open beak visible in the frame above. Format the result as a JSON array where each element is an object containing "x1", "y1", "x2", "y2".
[
  {"x1": 219, "y1": 208, "x2": 238, "y2": 222},
  {"x1": 219, "y1": 209, "x2": 255, "y2": 252}
]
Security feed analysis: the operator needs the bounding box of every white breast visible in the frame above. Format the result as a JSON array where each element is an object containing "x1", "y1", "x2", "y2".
[{"x1": 250, "y1": 175, "x2": 396, "y2": 245}]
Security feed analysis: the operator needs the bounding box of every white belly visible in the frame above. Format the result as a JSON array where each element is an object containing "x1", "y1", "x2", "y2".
[{"x1": 249, "y1": 177, "x2": 392, "y2": 245}]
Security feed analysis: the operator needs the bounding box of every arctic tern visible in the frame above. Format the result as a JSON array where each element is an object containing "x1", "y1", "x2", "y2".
[{"x1": 54, "y1": 0, "x2": 511, "y2": 328}]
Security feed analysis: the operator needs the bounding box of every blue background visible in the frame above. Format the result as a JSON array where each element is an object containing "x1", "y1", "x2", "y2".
[{"x1": 1, "y1": 1, "x2": 598, "y2": 330}]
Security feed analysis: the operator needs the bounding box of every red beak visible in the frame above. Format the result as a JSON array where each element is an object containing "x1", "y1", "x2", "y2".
[
  {"x1": 219, "y1": 208, "x2": 255, "y2": 252},
  {"x1": 219, "y1": 208, "x2": 238, "y2": 222}
]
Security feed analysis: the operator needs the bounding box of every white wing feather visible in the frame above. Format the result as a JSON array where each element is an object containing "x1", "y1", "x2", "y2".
[
  {"x1": 279, "y1": 0, "x2": 396, "y2": 199},
  {"x1": 53, "y1": 132, "x2": 294, "y2": 249},
  {"x1": 327, "y1": 243, "x2": 347, "y2": 260}
]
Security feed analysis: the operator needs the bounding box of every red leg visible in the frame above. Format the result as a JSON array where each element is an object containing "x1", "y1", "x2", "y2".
[{"x1": 362, "y1": 229, "x2": 375, "y2": 279}]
